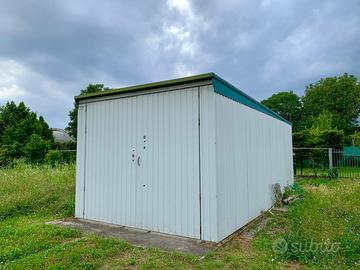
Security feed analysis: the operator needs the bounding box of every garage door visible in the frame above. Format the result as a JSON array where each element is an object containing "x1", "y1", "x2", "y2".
[{"x1": 79, "y1": 87, "x2": 201, "y2": 239}]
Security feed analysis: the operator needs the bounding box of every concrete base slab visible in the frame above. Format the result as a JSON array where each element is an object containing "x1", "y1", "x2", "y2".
[{"x1": 47, "y1": 218, "x2": 215, "y2": 256}]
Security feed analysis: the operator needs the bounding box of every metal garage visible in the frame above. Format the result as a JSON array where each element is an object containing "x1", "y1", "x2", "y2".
[{"x1": 74, "y1": 73, "x2": 293, "y2": 242}]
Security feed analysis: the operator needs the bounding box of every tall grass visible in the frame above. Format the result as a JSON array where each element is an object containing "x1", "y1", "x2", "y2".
[
  {"x1": 0, "y1": 161, "x2": 75, "y2": 220},
  {"x1": 262, "y1": 178, "x2": 360, "y2": 268}
]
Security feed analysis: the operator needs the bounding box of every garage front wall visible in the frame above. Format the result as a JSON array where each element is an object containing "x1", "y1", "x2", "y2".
[{"x1": 76, "y1": 87, "x2": 202, "y2": 239}]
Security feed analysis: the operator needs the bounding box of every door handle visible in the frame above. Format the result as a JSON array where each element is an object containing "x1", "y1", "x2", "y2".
[{"x1": 137, "y1": 156, "x2": 141, "y2": 166}]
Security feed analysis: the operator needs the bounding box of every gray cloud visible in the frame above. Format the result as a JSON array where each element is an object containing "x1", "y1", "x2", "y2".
[{"x1": 0, "y1": 0, "x2": 359, "y2": 127}]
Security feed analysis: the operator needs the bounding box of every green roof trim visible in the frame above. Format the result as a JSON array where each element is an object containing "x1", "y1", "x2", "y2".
[
  {"x1": 74, "y1": 72, "x2": 291, "y2": 125},
  {"x1": 212, "y1": 74, "x2": 291, "y2": 125},
  {"x1": 74, "y1": 73, "x2": 213, "y2": 101}
]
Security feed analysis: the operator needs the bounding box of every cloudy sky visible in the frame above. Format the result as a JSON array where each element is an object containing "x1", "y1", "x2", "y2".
[{"x1": 1, "y1": 0, "x2": 359, "y2": 128}]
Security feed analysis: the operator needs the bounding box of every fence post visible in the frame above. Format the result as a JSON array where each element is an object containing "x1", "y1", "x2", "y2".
[{"x1": 328, "y1": 148, "x2": 333, "y2": 170}]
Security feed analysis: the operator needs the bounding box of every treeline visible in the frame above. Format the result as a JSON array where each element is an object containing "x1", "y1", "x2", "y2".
[
  {"x1": 0, "y1": 101, "x2": 54, "y2": 165},
  {"x1": 0, "y1": 84, "x2": 107, "y2": 166},
  {"x1": 0, "y1": 102, "x2": 75, "y2": 166},
  {"x1": 261, "y1": 73, "x2": 360, "y2": 149}
]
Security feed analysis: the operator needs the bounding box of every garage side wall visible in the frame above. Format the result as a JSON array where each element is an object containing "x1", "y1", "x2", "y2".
[{"x1": 215, "y1": 93, "x2": 293, "y2": 241}]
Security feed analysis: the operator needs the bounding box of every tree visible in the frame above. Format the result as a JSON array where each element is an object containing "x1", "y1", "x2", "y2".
[
  {"x1": 67, "y1": 84, "x2": 108, "y2": 138},
  {"x1": 261, "y1": 91, "x2": 303, "y2": 131},
  {"x1": 292, "y1": 111, "x2": 344, "y2": 149},
  {"x1": 0, "y1": 101, "x2": 53, "y2": 165},
  {"x1": 303, "y1": 73, "x2": 360, "y2": 133},
  {"x1": 309, "y1": 110, "x2": 334, "y2": 132},
  {"x1": 350, "y1": 132, "x2": 360, "y2": 146}
]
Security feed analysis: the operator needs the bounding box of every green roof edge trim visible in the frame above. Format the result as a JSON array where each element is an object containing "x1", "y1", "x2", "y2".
[
  {"x1": 74, "y1": 73, "x2": 214, "y2": 101},
  {"x1": 74, "y1": 72, "x2": 291, "y2": 125},
  {"x1": 212, "y1": 74, "x2": 292, "y2": 125}
]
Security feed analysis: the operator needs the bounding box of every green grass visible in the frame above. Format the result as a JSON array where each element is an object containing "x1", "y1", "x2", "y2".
[{"x1": 0, "y1": 163, "x2": 359, "y2": 269}]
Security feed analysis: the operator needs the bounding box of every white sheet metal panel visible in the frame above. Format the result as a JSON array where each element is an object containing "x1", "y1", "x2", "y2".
[
  {"x1": 83, "y1": 96, "x2": 138, "y2": 226},
  {"x1": 215, "y1": 93, "x2": 293, "y2": 241},
  {"x1": 75, "y1": 103, "x2": 87, "y2": 218},
  {"x1": 134, "y1": 88, "x2": 200, "y2": 238},
  {"x1": 79, "y1": 87, "x2": 201, "y2": 239},
  {"x1": 199, "y1": 85, "x2": 218, "y2": 242}
]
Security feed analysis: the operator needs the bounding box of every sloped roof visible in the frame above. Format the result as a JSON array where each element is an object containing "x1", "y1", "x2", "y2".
[
  {"x1": 74, "y1": 73, "x2": 291, "y2": 125},
  {"x1": 75, "y1": 73, "x2": 213, "y2": 101}
]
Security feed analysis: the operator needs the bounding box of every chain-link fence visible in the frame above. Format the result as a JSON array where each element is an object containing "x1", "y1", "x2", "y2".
[{"x1": 293, "y1": 147, "x2": 360, "y2": 178}]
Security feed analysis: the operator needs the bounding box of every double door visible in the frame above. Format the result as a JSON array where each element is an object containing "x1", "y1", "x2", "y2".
[{"x1": 82, "y1": 87, "x2": 201, "y2": 238}]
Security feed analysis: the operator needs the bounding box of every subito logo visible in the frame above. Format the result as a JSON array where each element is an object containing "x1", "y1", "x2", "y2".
[{"x1": 272, "y1": 238, "x2": 288, "y2": 255}]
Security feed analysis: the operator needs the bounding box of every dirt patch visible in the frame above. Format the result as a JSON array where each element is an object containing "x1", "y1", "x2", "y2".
[{"x1": 238, "y1": 216, "x2": 273, "y2": 240}]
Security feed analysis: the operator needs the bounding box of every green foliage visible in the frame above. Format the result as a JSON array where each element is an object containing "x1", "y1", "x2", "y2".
[
  {"x1": 318, "y1": 130, "x2": 344, "y2": 149},
  {"x1": 292, "y1": 130, "x2": 307, "y2": 147},
  {"x1": 292, "y1": 111, "x2": 344, "y2": 148},
  {"x1": 261, "y1": 91, "x2": 303, "y2": 131},
  {"x1": 44, "y1": 150, "x2": 62, "y2": 166},
  {"x1": 309, "y1": 110, "x2": 334, "y2": 131},
  {"x1": 263, "y1": 73, "x2": 360, "y2": 148},
  {"x1": 292, "y1": 129, "x2": 344, "y2": 149},
  {"x1": 44, "y1": 149, "x2": 76, "y2": 166},
  {"x1": 0, "y1": 101, "x2": 53, "y2": 165},
  {"x1": 283, "y1": 183, "x2": 305, "y2": 198},
  {"x1": 67, "y1": 84, "x2": 108, "y2": 138},
  {"x1": 54, "y1": 141, "x2": 76, "y2": 150},
  {"x1": 303, "y1": 73, "x2": 360, "y2": 133},
  {"x1": 328, "y1": 168, "x2": 339, "y2": 179},
  {"x1": 350, "y1": 132, "x2": 360, "y2": 147},
  {"x1": 23, "y1": 134, "x2": 51, "y2": 164}
]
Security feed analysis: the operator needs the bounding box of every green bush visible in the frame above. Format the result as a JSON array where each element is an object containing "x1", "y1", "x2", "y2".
[
  {"x1": 0, "y1": 101, "x2": 53, "y2": 165},
  {"x1": 23, "y1": 134, "x2": 50, "y2": 164},
  {"x1": 54, "y1": 141, "x2": 76, "y2": 150},
  {"x1": 45, "y1": 150, "x2": 62, "y2": 166},
  {"x1": 0, "y1": 146, "x2": 10, "y2": 166}
]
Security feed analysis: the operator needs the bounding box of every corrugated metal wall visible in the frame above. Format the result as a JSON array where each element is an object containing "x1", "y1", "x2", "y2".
[
  {"x1": 75, "y1": 82, "x2": 293, "y2": 243},
  {"x1": 199, "y1": 85, "x2": 218, "y2": 242},
  {"x1": 215, "y1": 92, "x2": 293, "y2": 241},
  {"x1": 75, "y1": 87, "x2": 202, "y2": 239},
  {"x1": 75, "y1": 103, "x2": 87, "y2": 218}
]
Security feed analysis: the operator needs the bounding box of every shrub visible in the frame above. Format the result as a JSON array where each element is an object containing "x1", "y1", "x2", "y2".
[
  {"x1": 54, "y1": 141, "x2": 76, "y2": 150},
  {"x1": 23, "y1": 134, "x2": 50, "y2": 164},
  {"x1": 0, "y1": 101, "x2": 53, "y2": 165},
  {"x1": 0, "y1": 146, "x2": 10, "y2": 166},
  {"x1": 45, "y1": 150, "x2": 62, "y2": 166},
  {"x1": 318, "y1": 130, "x2": 344, "y2": 149}
]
